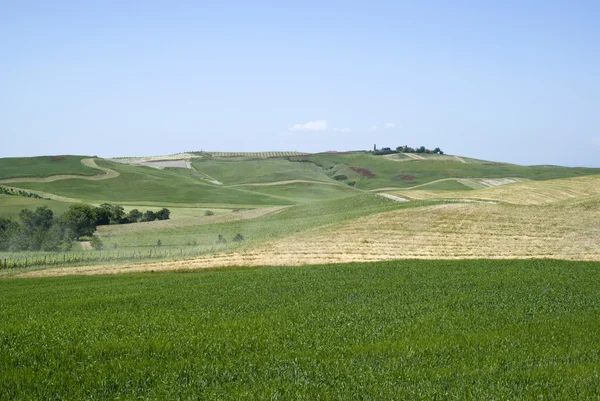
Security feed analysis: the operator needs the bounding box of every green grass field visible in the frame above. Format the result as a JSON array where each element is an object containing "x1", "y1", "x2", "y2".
[
  {"x1": 192, "y1": 158, "x2": 334, "y2": 185},
  {"x1": 300, "y1": 152, "x2": 600, "y2": 190},
  {"x1": 11, "y1": 160, "x2": 294, "y2": 206},
  {"x1": 0, "y1": 155, "x2": 97, "y2": 179},
  {"x1": 233, "y1": 181, "x2": 359, "y2": 203},
  {"x1": 0, "y1": 194, "x2": 74, "y2": 218},
  {"x1": 1, "y1": 259, "x2": 599, "y2": 399},
  {"x1": 97, "y1": 194, "x2": 418, "y2": 249}
]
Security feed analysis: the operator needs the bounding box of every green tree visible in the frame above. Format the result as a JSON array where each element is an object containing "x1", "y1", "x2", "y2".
[
  {"x1": 99, "y1": 203, "x2": 125, "y2": 224},
  {"x1": 141, "y1": 210, "x2": 157, "y2": 222},
  {"x1": 61, "y1": 204, "x2": 97, "y2": 240},
  {"x1": 156, "y1": 208, "x2": 170, "y2": 220},
  {"x1": 18, "y1": 207, "x2": 55, "y2": 250},
  {"x1": 128, "y1": 209, "x2": 143, "y2": 222},
  {"x1": 0, "y1": 217, "x2": 19, "y2": 251}
]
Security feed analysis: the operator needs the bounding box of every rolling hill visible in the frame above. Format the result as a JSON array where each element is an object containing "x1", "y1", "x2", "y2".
[{"x1": 1, "y1": 150, "x2": 599, "y2": 275}]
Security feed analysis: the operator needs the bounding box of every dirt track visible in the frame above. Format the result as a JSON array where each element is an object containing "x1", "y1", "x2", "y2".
[
  {"x1": 228, "y1": 179, "x2": 345, "y2": 187},
  {"x1": 0, "y1": 158, "x2": 119, "y2": 184}
]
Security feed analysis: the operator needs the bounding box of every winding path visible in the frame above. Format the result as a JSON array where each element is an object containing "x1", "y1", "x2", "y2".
[
  {"x1": 370, "y1": 177, "x2": 527, "y2": 192},
  {"x1": 0, "y1": 158, "x2": 119, "y2": 184}
]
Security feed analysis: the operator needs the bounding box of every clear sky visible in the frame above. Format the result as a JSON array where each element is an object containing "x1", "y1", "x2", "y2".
[{"x1": 1, "y1": 1, "x2": 599, "y2": 166}]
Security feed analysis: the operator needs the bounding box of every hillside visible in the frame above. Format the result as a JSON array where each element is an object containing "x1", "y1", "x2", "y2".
[{"x1": 1, "y1": 151, "x2": 600, "y2": 275}]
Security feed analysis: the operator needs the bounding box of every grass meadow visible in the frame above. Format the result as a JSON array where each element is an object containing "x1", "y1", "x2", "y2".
[
  {"x1": 191, "y1": 157, "x2": 334, "y2": 185},
  {"x1": 11, "y1": 160, "x2": 295, "y2": 206},
  {"x1": 1, "y1": 259, "x2": 600, "y2": 399},
  {"x1": 0, "y1": 155, "x2": 97, "y2": 180},
  {"x1": 301, "y1": 152, "x2": 600, "y2": 190}
]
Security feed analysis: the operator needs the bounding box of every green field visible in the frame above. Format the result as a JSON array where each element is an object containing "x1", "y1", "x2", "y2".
[
  {"x1": 0, "y1": 194, "x2": 75, "y2": 218},
  {"x1": 97, "y1": 194, "x2": 417, "y2": 249},
  {"x1": 1, "y1": 259, "x2": 599, "y2": 399},
  {"x1": 0, "y1": 155, "x2": 97, "y2": 179},
  {"x1": 192, "y1": 158, "x2": 334, "y2": 185},
  {"x1": 300, "y1": 152, "x2": 600, "y2": 190},
  {"x1": 11, "y1": 160, "x2": 294, "y2": 206},
  {"x1": 233, "y1": 182, "x2": 359, "y2": 203}
]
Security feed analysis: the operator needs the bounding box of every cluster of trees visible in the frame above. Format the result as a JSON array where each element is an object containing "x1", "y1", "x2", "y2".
[
  {"x1": 94, "y1": 203, "x2": 170, "y2": 225},
  {"x1": 0, "y1": 186, "x2": 44, "y2": 199},
  {"x1": 0, "y1": 204, "x2": 171, "y2": 252},
  {"x1": 1, "y1": 206, "x2": 86, "y2": 252},
  {"x1": 373, "y1": 145, "x2": 444, "y2": 156}
]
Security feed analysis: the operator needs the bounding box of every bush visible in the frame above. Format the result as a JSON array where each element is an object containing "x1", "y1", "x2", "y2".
[
  {"x1": 205, "y1": 210, "x2": 215, "y2": 216},
  {"x1": 216, "y1": 234, "x2": 227, "y2": 244},
  {"x1": 90, "y1": 236, "x2": 103, "y2": 250},
  {"x1": 232, "y1": 233, "x2": 244, "y2": 243},
  {"x1": 333, "y1": 174, "x2": 348, "y2": 181}
]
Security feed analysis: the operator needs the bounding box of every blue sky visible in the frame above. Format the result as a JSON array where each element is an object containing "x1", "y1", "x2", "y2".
[{"x1": 1, "y1": 1, "x2": 599, "y2": 166}]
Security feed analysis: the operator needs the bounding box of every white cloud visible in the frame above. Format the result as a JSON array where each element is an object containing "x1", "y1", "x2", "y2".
[
  {"x1": 369, "y1": 125, "x2": 378, "y2": 132},
  {"x1": 290, "y1": 120, "x2": 328, "y2": 132},
  {"x1": 384, "y1": 122, "x2": 397, "y2": 128},
  {"x1": 334, "y1": 127, "x2": 353, "y2": 133}
]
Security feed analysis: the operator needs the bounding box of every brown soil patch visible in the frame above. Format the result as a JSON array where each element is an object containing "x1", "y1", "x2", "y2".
[
  {"x1": 350, "y1": 167, "x2": 376, "y2": 178},
  {"x1": 398, "y1": 174, "x2": 416, "y2": 181}
]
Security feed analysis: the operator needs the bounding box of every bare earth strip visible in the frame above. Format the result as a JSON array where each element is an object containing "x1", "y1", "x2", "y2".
[
  {"x1": 19, "y1": 202, "x2": 600, "y2": 278},
  {"x1": 371, "y1": 177, "x2": 527, "y2": 192},
  {"x1": 0, "y1": 158, "x2": 119, "y2": 184},
  {"x1": 228, "y1": 179, "x2": 344, "y2": 188}
]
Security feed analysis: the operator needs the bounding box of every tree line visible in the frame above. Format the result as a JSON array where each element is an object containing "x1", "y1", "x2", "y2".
[
  {"x1": 372, "y1": 145, "x2": 444, "y2": 156},
  {"x1": 0, "y1": 204, "x2": 170, "y2": 252},
  {"x1": 0, "y1": 186, "x2": 45, "y2": 199}
]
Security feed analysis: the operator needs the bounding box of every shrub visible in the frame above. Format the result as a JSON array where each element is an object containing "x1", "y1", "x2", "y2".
[
  {"x1": 333, "y1": 174, "x2": 348, "y2": 181},
  {"x1": 216, "y1": 235, "x2": 227, "y2": 244},
  {"x1": 232, "y1": 233, "x2": 245, "y2": 243},
  {"x1": 205, "y1": 210, "x2": 215, "y2": 216},
  {"x1": 90, "y1": 236, "x2": 103, "y2": 251}
]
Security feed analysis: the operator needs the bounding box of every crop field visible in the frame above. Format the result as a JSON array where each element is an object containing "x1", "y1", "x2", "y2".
[
  {"x1": 0, "y1": 155, "x2": 97, "y2": 180},
  {"x1": 207, "y1": 151, "x2": 306, "y2": 157},
  {"x1": 233, "y1": 181, "x2": 359, "y2": 203},
  {"x1": 36, "y1": 199, "x2": 597, "y2": 276},
  {"x1": 298, "y1": 152, "x2": 600, "y2": 190},
  {"x1": 0, "y1": 194, "x2": 74, "y2": 218},
  {"x1": 9, "y1": 160, "x2": 293, "y2": 206},
  {"x1": 393, "y1": 175, "x2": 600, "y2": 205},
  {"x1": 2, "y1": 259, "x2": 600, "y2": 399},
  {"x1": 192, "y1": 158, "x2": 333, "y2": 186},
  {"x1": 92, "y1": 194, "x2": 413, "y2": 250}
]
